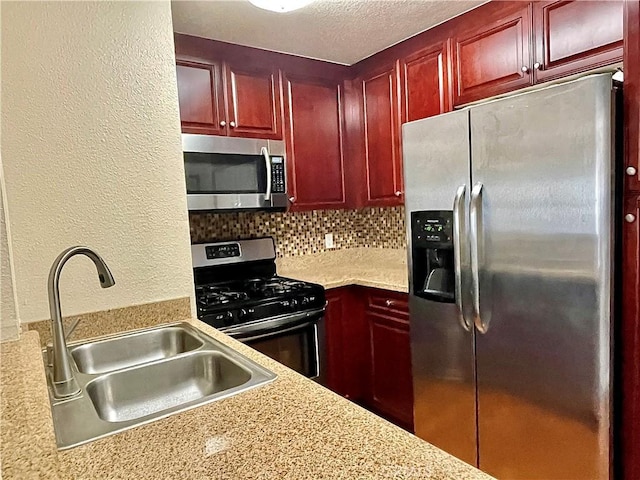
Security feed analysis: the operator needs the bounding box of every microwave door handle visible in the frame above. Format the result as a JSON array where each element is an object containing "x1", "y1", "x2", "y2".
[{"x1": 262, "y1": 147, "x2": 272, "y2": 202}]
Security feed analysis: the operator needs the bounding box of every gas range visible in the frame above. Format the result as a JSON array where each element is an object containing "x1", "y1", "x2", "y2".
[
  {"x1": 192, "y1": 237, "x2": 326, "y2": 329},
  {"x1": 192, "y1": 237, "x2": 326, "y2": 382},
  {"x1": 195, "y1": 276, "x2": 325, "y2": 329}
]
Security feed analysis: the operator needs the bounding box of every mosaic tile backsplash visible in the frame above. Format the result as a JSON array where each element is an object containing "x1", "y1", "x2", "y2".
[{"x1": 190, "y1": 206, "x2": 406, "y2": 257}]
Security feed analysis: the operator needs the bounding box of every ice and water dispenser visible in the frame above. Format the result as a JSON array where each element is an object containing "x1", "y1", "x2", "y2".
[{"x1": 410, "y1": 211, "x2": 456, "y2": 302}]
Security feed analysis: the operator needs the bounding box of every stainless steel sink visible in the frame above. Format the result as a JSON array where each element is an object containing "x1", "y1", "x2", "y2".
[
  {"x1": 44, "y1": 322, "x2": 276, "y2": 449},
  {"x1": 70, "y1": 326, "x2": 204, "y2": 374}
]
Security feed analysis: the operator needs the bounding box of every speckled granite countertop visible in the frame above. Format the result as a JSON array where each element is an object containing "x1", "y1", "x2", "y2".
[
  {"x1": 277, "y1": 248, "x2": 408, "y2": 293},
  {"x1": 1, "y1": 318, "x2": 492, "y2": 479}
]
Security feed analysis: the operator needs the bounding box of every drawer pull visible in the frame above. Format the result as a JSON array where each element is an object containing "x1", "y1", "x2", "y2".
[{"x1": 385, "y1": 299, "x2": 394, "y2": 307}]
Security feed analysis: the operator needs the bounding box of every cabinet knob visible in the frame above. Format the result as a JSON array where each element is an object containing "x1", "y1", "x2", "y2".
[
  {"x1": 229, "y1": 121, "x2": 236, "y2": 128},
  {"x1": 385, "y1": 299, "x2": 394, "y2": 307},
  {"x1": 521, "y1": 65, "x2": 530, "y2": 73},
  {"x1": 626, "y1": 166, "x2": 638, "y2": 176},
  {"x1": 533, "y1": 62, "x2": 542, "y2": 71},
  {"x1": 288, "y1": 196, "x2": 296, "y2": 204},
  {"x1": 626, "y1": 214, "x2": 637, "y2": 224},
  {"x1": 219, "y1": 120, "x2": 226, "y2": 127},
  {"x1": 395, "y1": 191, "x2": 402, "y2": 197}
]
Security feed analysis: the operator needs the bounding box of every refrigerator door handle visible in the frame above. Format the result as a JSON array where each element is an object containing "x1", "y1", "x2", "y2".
[
  {"x1": 470, "y1": 182, "x2": 488, "y2": 334},
  {"x1": 453, "y1": 184, "x2": 471, "y2": 332}
]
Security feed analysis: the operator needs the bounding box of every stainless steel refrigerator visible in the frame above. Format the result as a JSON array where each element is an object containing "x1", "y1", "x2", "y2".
[{"x1": 403, "y1": 74, "x2": 619, "y2": 480}]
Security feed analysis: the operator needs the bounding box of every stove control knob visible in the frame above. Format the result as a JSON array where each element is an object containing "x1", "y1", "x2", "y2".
[
  {"x1": 290, "y1": 299, "x2": 298, "y2": 309},
  {"x1": 239, "y1": 308, "x2": 248, "y2": 319}
]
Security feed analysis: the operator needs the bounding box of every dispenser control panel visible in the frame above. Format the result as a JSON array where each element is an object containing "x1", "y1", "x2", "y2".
[{"x1": 411, "y1": 211, "x2": 453, "y2": 248}]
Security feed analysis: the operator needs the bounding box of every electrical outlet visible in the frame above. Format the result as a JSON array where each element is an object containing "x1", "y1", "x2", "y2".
[{"x1": 324, "y1": 233, "x2": 335, "y2": 249}]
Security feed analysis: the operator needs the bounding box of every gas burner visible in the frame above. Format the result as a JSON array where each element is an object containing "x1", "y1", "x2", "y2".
[{"x1": 196, "y1": 285, "x2": 249, "y2": 307}]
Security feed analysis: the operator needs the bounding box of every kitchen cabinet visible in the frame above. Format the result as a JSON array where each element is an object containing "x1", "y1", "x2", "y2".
[
  {"x1": 400, "y1": 40, "x2": 452, "y2": 123},
  {"x1": 356, "y1": 64, "x2": 403, "y2": 206},
  {"x1": 453, "y1": 3, "x2": 533, "y2": 105},
  {"x1": 324, "y1": 288, "x2": 366, "y2": 400},
  {"x1": 533, "y1": 1, "x2": 623, "y2": 83},
  {"x1": 224, "y1": 63, "x2": 282, "y2": 139},
  {"x1": 283, "y1": 74, "x2": 347, "y2": 210},
  {"x1": 176, "y1": 61, "x2": 226, "y2": 136},
  {"x1": 622, "y1": 194, "x2": 640, "y2": 480},
  {"x1": 625, "y1": 0, "x2": 640, "y2": 195},
  {"x1": 365, "y1": 290, "x2": 413, "y2": 431},
  {"x1": 176, "y1": 60, "x2": 282, "y2": 139}
]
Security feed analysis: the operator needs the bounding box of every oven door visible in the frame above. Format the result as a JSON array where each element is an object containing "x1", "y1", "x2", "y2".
[
  {"x1": 182, "y1": 134, "x2": 287, "y2": 212},
  {"x1": 222, "y1": 309, "x2": 326, "y2": 384}
]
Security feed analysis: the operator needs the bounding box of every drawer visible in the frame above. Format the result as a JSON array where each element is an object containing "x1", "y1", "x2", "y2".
[{"x1": 367, "y1": 290, "x2": 409, "y2": 319}]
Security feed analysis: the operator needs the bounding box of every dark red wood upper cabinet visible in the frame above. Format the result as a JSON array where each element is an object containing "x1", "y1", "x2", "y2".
[
  {"x1": 624, "y1": 0, "x2": 640, "y2": 194},
  {"x1": 453, "y1": 3, "x2": 533, "y2": 106},
  {"x1": 400, "y1": 39, "x2": 452, "y2": 123},
  {"x1": 359, "y1": 64, "x2": 403, "y2": 206},
  {"x1": 224, "y1": 63, "x2": 282, "y2": 139},
  {"x1": 367, "y1": 310, "x2": 413, "y2": 430},
  {"x1": 533, "y1": 1, "x2": 623, "y2": 83},
  {"x1": 176, "y1": 60, "x2": 226, "y2": 136},
  {"x1": 283, "y1": 74, "x2": 347, "y2": 210}
]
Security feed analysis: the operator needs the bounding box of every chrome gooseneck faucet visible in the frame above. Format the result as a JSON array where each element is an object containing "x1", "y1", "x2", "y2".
[{"x1": 48, "y1": 246, "x2": 115, "y2": 399}]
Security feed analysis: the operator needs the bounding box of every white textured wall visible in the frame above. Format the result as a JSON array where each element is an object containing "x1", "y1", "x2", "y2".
[
  {"x1": 1, "y1": 1, "x2": 194, "y2": 323},
  {"x1": 1, "y1": 165, "x2": 20, "y2": 341}
]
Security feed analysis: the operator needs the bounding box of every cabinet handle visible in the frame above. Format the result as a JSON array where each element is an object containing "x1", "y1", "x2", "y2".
[
  {"x1": 288, "y1": 196, "x2": 296, "y2": 204},
  {"x1": 219, "y1": 120, "x2": 226, "y2": 127},
  {"x1": 533, "y1": 62, "x2": 542, "y2": 71},
  {"x1": 626, "y1": 214, "x2": 637, "y2": 224},
  {"x1": 521, "y1": 66, "x2": 530, "y2": 73},
  {"x1": 395, "y1": 191, "x2": 402, "y2": 197},
  {"x1": 385, "y1": 299, "x2": 395, "y2": 307},
  {"x1": 627, "y1": 166, "x2": 638, "y2": 176},
  {"x1": 229, "y1": 121, "x2": 236, "y2": 128}
]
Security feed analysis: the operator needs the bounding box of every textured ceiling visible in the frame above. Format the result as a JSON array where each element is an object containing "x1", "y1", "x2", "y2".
[{"x1": 171, "y1": 0, "x2": 486, "y2": 65}]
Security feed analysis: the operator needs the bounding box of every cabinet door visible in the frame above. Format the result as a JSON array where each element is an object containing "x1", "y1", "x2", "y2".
[
  {"x1": 324, "y1": 288, "x2": 366, "y2": 401},
  {"x1": 533, "y1": 1, "x2": 623, "y2": 83},
  {"x1": 283, "y1": 74, "x2": 347, "y2": 210},
  {"x1": 624, "y1": 0, "x2": 640, "y2": 194},
  {"x1": 400, "y1": 40, "x2": 451, "y2": 123},
  {"x1": 367, "y1": 311, "x2": 413, "y2": 429},
  {"x1": 622, "y1": 195, "x2": 640, "y2": 480},
  {"x1": 360, "y1": 65, "x2": 403, "y2": 206},
  {"x1": 453, "y1": 4, "x2": 533, "y2": 105},
  {"x1": 224, "y1": 63, "x2": 282, "y2": 139},
  {"x1": 176, "y1": 61, "x2": 226, "y2": 135}
]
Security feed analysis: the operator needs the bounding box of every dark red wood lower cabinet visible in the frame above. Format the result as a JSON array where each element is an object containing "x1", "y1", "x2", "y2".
[
  {"x1": 621, "y1": 195, "x2": 640, "y2": 480},
  {"x1": 324, "y1": 286, "x2": 413, "y2": 432},
  {"x1": 324, "y1": 288, "x2": 366, "y2": 401},
  {"x1": 366, "y1": 310, "x2": 414, "y2": 431}
]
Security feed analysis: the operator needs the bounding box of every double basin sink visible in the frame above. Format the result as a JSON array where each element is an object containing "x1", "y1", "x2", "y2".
[{"x1": 45, "y1": 322, "x2": 276, "y2": 449}]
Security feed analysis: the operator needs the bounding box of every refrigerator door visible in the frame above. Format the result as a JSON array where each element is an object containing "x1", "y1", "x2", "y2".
[
  {"x1": 470, "y1": 74, "x2": 614, "y2": 479},
  {"x1": 403, "y1": 109, "x2": 477, "y2": 466}
]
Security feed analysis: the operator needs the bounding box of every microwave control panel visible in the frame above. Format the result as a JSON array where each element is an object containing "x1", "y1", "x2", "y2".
[{"x1": 271, "y1": 157, "x2": 286, "y2": 193}]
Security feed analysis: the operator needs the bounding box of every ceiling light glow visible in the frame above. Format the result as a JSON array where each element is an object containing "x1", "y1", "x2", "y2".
[{"x1": 248, "y1": 0, "x2": 314, "y2": 13}]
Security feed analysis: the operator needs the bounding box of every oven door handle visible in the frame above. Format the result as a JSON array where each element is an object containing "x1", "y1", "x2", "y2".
[
  {"x1": 222, "y1": 308, "x2": 325, "y2": 341},
  {"x1": 232, "y1": 321, "x2": 317, "y2": 343}
]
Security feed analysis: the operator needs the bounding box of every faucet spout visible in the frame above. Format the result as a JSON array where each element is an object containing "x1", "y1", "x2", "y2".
[{"x1": 48, "y1": 246, "x2": 115, "y2": 399}]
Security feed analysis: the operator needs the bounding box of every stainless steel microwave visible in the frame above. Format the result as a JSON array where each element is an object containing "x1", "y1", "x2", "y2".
[{"x1": 182, "y1": 134, "x2": 288, "y2": 212}]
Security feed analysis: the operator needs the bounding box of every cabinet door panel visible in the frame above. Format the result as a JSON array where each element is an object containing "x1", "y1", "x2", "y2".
[
  {"x1": 361, "y1": 66, "x2": 402, "y2": 206},
  {"x1": 454, "y1": 5, "x2": 532, "y2": 105},
  {"x1": 225, "y1": 64, "x2": 282, "y2": 139},
  {"x1": 368, "y1": 311, "x2": 413, "y2": 428},
  {"x1": 284, "y1": 75, "x2": 346, "y2": 210},
  {"x1": 622, "y1": 195, "x2": 640, "y2": 480},
  {"x1": 624, "y1": 0, "x2": 640, "y2": 194},
  {"x1": 401, "y1": 40, "x2": 451, "y2": 123},
  {"x1": 534, "y1": 1, "x2": 623, "y2": 82},
  {"x1": 176, "y1": 61, "x2": 225, "y2": 135}
]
